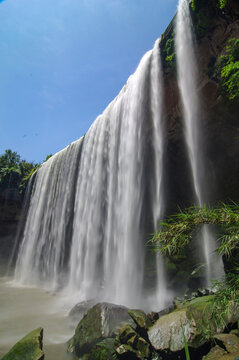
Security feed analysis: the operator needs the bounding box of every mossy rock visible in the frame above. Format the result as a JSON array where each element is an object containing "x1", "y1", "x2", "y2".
[
  {"x1": 1, "y1": 328, "x2": 44, "y2": 360},
  {"x1": 128, "y1": 309, "x2": 152, "y2": 330},
  {"x1": 67, "y1": 302, "x2": 132, "y2": 358},
  {"x1": 148, "y1": 295, "x2": 239, "y2": 352},
  {"x1": 88, "y1": 338, "x2": 117, "y2": 360}
]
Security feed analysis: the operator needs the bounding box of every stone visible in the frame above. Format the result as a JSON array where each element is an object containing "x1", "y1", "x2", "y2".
[
  {"x1": 67, "y1": 302, "x2": 132, "y2": 357},
  {"x1": 88, "y1": 338, "x2": 117, "y2": 360},
  {"x1": 114, "y1": 324, "x2": 150, "y2": 359},
  {"x1": 230, "y1": 329, "x2": 239, "y2": 337},
  {"x1": 202, "y1": 345, "x2": 228, "y2": 359},
  {"x1": 1, "y1": 328, "x2": 44, "y2": 360},
  {"x1": 115, "y1": 344, "x2": 139, "y2": 358},
  {"x1": 148, "y1": 295, "x2": 239, "y2": 352},
  {"x1": 148, "y1": 308, "x2": 196, "y2": 352},
  {"x1": 68, "y1": 299, "x2": 96, "y2": 327},
  {"x1": 128, "y1": 309, "x2": 152, "y2": 330},
  {"x1": 214, "y1": 333, "x2": 239, "y2": 353},
  {"x1": 117, "y1": 324, "x2": 138, "y2": 344}
]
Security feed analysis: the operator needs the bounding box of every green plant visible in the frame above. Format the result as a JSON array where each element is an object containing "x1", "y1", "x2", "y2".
[
  {"x1": 190, "y1": 0, "x2": 196, "y2": 11},
  {"x1": 164, "y1": 38, "x2": 175, "y2": 69},
  {"x1": 217, "y1": 0, "x2": 227, "y2": 9},
  {"x1": 182, "y1": 326, "x2": 191, "y2": 360},
  {"x1": 0, "y1": 149, "x2": 40, "y2": 197},
  {"x1": 151, "y1": 203, "x2": 239, "y2": 256},
  {"x1": 216, "y1": 38, "x2": 239, "y2": 100}
]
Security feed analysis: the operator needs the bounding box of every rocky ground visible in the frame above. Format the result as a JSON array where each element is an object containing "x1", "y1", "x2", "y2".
[{"x1": 2, "y1": 292, "x2": 239, "y2": 360}]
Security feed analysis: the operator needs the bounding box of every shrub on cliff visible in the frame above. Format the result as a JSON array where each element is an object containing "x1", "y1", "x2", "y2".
[
  {"x1": 0, "y1": 149, "x2": 38, "y2": 197},
  {"x1": 216, "y1": 38, "x2": 239, "y2": 101}
]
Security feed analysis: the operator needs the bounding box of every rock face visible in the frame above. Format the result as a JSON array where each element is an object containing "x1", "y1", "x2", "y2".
[
  {"x1": 1, "y1": 328, "x2": 44, "y2": 360},
  {"x1": 160, "y1": 0, "x2": 239, "y2": 215},
  {"x1": 67, "y1": 302, "x2": 133, "y2": 358},
  {"x1": 0, "y1": 192, "x2": 21, "y2": 271}
]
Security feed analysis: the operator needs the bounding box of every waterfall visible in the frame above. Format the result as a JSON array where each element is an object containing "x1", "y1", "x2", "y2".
[
  {"x1": 14, "y1": 40, "x2": 167, "y2": 310},
  {"x1": 15, "y1": 139, "x2": 83, "y2": 289},
  {"x1": 175, "y1": 0, "x2": 224, "y2": 284},
  {"x1": 150, "y1": 39, "x2": 168, "y2": 306}
]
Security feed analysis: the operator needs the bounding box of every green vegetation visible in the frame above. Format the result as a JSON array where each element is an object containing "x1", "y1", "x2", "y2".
[
  {"x1": 164, "y1": 37, "x2": 176, "y2": 69},
  {"x1": 0, "y1": 150, "x2": 37, "y2": 197},
  {"x1": 152, "y1": 203, "x2": 239, "y2": 256},
  {"x1": 1, "y1": 327, "x2": 44, "y2": 360},
  {"x1": 0, "y1": 149, "x2": 52, "y2": 199},
  {"x1": 216, "y1": 38, "x2": 239, "y2": 100},
  {"x1": 182, "y1": 327, "x2": 191, "y2": 360},
  {"x1": 217, "y1": 0, "x2": 227, "y2": 9},
  {"x1": 152, "y1": 204, "x2": 239, "y2": 340}
]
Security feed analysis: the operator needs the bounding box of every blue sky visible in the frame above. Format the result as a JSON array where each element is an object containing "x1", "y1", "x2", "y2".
[{"x1": 0, "y1": 0, "x2": 178, "y2": 163}]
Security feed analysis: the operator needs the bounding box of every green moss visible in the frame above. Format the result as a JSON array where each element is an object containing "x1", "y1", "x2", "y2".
[
  {"x1": 191, "y1": 0, "x2": 196, "y2": 11},
  {"x1": 217, "y1": 0, "x2": 227, "y2": 9},
  {"x1": 164, "y1": 38, "x2": 176, "y2": 69},
  {"x1": 216, "y1": 38, "x2": 239, "y2": 100},
  {"x1": 88, "y1": 339, "x2": 117, "y2": 360},
  {"x1": 1, "y1": 328, "x2": 44, "y2": 360}
]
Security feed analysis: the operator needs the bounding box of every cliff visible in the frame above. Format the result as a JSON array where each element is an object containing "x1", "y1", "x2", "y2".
[{"x1": 160, "y1": 0, "x2": 239, "y2": 212}]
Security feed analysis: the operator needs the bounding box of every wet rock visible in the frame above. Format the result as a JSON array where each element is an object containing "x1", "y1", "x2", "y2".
[
  {"x1": 1, "y1": 328, "x2": 44, "y2": 360},
  {"x1": 69, "y1": 299, "x2": 96, "y2": 325},
  {"x1": 67, "y1": 302, "x2": 132, "y2": 358},
  {"x1": 128, "y1": 309, "x2": 152, "y2": 330},
  {"x1": 214, "y1": 333, "x2": 239, "y2": 353},
  {"x1": 114, "y1": 324, "x2": 150, "y2": 359}
]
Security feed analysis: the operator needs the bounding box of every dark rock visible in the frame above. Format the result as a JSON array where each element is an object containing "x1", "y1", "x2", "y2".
[
  {"x1": 114, "y1": 324, "x2": 150, "y2": 360},
  {"x1": 1, "y1": 327, "x2": 44, "y2": 360},
  {"x1": 128, "y1": 309, "x2": 152, "y2": 330},
  {"x1": 67, "y1": 302, "x2": 132, "y2": 358}
]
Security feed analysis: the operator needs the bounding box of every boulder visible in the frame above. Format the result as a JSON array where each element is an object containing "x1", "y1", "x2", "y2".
[
  {"x1": 68, "y1": 299, "x2": 96, "y2": 326},
  {"x1": 67, "y1": 302, "x2": 132, "y2": 357},
  {"x1": 148, "y1": 307, "x2": 196, "y2": 352},
  {"x1": 148, "y1": 295, "x2": 239, "y2": 352},
  {"x1": 1, "y1": 328, "x2": 44, "y2": 360}
]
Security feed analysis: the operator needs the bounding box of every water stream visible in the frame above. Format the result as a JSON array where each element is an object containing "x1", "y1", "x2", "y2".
[{"x1": 175, "y1": 0, "x2": 224, "y2": 284}]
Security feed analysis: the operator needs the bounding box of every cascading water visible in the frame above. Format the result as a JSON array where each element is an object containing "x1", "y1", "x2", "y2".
[
  {"x1": 150, "y1": 39, "x2": 168, "y2": 305},
  {"x1": 175, "y1": 0, "x2": 224, "y2": 284},
  {"x1": 14, "y1": 40, "x2": 167, "y2": 310},
  {"x1": 15, "y1": 139, "x2": 84, "y2": 289}
]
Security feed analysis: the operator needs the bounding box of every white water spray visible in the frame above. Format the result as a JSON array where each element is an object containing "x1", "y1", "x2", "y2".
[
  {"x1": 14, "y1": 40, "x2": 167, "y2": 310},
  {"x1": 175, "y1": 0, "x2": 224, "y2": 284}
]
